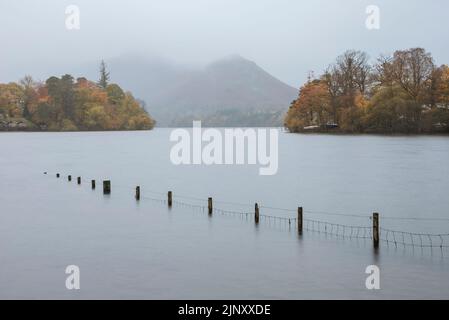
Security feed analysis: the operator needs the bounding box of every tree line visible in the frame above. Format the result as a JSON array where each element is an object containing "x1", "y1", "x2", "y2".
[
  {"x1": 285, "y1": 48, "x2": 449, "y2": 133},
  {"x1": 0, "y1": 61, "x2": 155, "y2": 131}
]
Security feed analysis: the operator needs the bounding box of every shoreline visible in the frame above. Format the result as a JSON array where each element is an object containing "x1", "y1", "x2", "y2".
[{"x1": 1, "y1": 127, "x2": 449, "y2": 137}]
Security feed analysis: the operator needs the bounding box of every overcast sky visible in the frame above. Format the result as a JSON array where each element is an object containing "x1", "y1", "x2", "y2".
[{"x1": 1, "y1": 0, "x2": 449, "y2": 87}]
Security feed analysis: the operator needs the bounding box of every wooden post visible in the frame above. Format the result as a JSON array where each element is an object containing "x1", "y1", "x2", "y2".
[
  {"x1": 298, "y1": 207, "x2": 303, "y2": 235},
  {"x1": 373, "y1": 212, "x2": 379, "y2": 249},
  {"x1": 56, "y1": 173, "x2": 60, "y2": 178},
  {"x1": 103, "y1": 180, "x2": 111, "y2": 194},
  {"x1": 77, "y1": 177, "x2": 81, "y2": 185},
  {"x1": 91, "y1": 180, "x2": 96, "y2": 190},
  {"x1": 135, "y1": 186, "x2": 140, "y2": 200},
  {"x1": 208, "y1": 197, "x2": 213, "y2": 215},
  {"x1": 168, "y1": 191, "x2": 172, "y2": 207},
  {"x1": 68, "y1": 175, "x2": 72, "y2": 182},
  {"x1": 255, "y1": 203, "x2": 260, "y2": 224}
]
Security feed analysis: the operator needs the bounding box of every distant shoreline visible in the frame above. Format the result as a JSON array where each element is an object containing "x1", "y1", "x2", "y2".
[
  {"x1": 0, "y1": 128, "x2": 154, "y2": 133},
  {"x1": 1, "y1": 126, "x2": 449, "y2": 136},
  {"x1": 284, "y1": 128, "x2": 449, "y2": 136}
]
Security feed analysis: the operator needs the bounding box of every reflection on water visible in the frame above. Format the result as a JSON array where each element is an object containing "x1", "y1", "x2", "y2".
[{"x1": 0, "y1": 129, "x2": 448, "y2": 299}]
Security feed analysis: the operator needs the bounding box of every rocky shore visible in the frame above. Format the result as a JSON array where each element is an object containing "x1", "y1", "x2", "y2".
[{"x1": 0, "y1": 115, "x2": 36, "y2": 131}]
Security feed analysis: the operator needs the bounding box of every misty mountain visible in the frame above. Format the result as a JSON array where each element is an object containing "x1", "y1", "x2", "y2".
[{"x1": 96, "y1": 54, "x2": 298, "y2": 127}]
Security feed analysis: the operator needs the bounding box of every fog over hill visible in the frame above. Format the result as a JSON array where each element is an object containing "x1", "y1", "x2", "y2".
[{"x1": 86, "y1": 54, "x2": 298, "y2": 127}]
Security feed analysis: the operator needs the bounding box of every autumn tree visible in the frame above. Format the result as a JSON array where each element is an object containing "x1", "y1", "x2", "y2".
[
  {"x1": 321, "y1": 50, "x2": 372, "y2": 126},
  {"x1": 19, "y1": 75, "x2": 38, "y2": 118},
  {"x1": 334, "y1": 50, "x2": 371, "y2": 97},
  {"x1": 427, "y1": 64, "x2": 449, "y2": 132},
  {"x1": 363, "y1": 85, "x2": 419, "y2": 133},
  {"x1": 323, "y1": 68, "x2": 341, "y2": 122},
  {"x1": 0, "y1": 83, "x2": 24, "y2": 117},
  {"x1": 285, "y1": 48, "x2": 448, "y2": 133},
  {"x1": 106, "y1": 84, "x2": 125, "y2": 104},
  {"x1": 436, "y1": 65, "x2": 449, "y2": 107},
  {"x1": 377, "y1": 48, "x2": 434, "y2": 102},
  {"x1": 46, "y1": 74, "x2": 75, "y2": 120},
  {"x1": 285, "y1": 80, "x2": 331, "y2": 132},
  {"x1": 1, "y1": 73, "x2": 154, "y2": 131}
]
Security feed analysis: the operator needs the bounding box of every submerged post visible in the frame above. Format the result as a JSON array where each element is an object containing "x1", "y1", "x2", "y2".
[
  {"x1": 373, "y1": 212, "x2": 379, "y2": 249},
  {"x1": 91, "y1": 180, "x2": 96, "y2": 190},
  {"x1": 255, "y1": 203, "x2": 260, "y2": 224},
  {"x1": 68, "y1": 175, "x2": 72, "y2": 182},
  {"x1": 56, "y1": 173, "x2": 60, "y2": 178},
  {"x1": 168, "y1": 191, "x2": 172, "y2": 207},
  {"x1": 77, "y1": 177, "x2": 81, "y2": 185},
  {"x1": 298, "y1": 207, "x2": 303, "y2": 235},
  {"x1": 135, "y1": 186, "x2": 140, "y2": 200},
  {"x1": 208, "y1": 197, "x2": 213, "y2": 215},
  {"x1": 103, "y1": 180, "x2": 111, "y2": 195}
]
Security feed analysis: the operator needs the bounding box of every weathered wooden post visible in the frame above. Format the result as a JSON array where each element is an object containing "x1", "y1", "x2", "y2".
[
  {"x1": 168, "y1": 191, "x2": 173, "y2": 207},
  {"x1": 135, "y1": 186, "x2": 140, "y2": 200},
  {"x1": 373, "y1": 212, "x2": 379, "y2": 249},
  {"x1": 91, "y1": 180, "x2": 96, "y2": 190},
  {"x1": 56, "y1": 173, "x2": 60, "y2": 178},
  {"x1": 298, "y1": 207, "x2": 303, "y2": 235},
  {"x1": 68, "y1": 175, "x2": 72, "y2": 182},
  {"x1": 255, "y1": 203, "x2": 260, "y2": 224},
  {"x1": 77, "y1": 177, "x2": 81, "y2": 185},
  {"x1": 208, "y1": 197, "x2": 213, "y2": 215},
  {"x1": 103, "y1": 180, "x2": 111, "y2": 194}
]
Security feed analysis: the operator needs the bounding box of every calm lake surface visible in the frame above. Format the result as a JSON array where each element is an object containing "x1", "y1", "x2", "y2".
[{"x1": 0, "y1": 128, "x2": 449, "y2": 299}]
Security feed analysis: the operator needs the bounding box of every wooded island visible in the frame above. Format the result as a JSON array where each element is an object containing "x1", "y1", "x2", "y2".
[
  {"x1": 0, "y1": 61, "x2": 154, "y2": 131},
  {"x1": 285, "y1": 48, "x2": 449, "y2": 134}
]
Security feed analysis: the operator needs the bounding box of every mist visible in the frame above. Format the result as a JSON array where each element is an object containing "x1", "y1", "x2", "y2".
[{"x1": 1, "y1": 0, "x2": 449, "y2": 88}]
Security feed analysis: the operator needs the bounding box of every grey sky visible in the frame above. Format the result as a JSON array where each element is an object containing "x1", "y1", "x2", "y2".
[{"x1": 1, "y1": 0, "x2": 448, "y2": 88}]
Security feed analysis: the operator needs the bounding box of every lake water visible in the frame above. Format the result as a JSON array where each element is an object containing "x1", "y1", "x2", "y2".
[{"x1": 0, "y1": 129, "x2": 448, "y2": 299}]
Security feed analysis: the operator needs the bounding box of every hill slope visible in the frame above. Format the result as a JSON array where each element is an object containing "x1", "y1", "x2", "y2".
[{"x1": 103, "y1": 55, "x2": 297, "y2": 127}]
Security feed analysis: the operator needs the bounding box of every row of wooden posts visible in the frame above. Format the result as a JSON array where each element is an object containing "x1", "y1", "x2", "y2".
[{"x1": 53, "y1": 172, "x2": 380, "y2": 248}]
